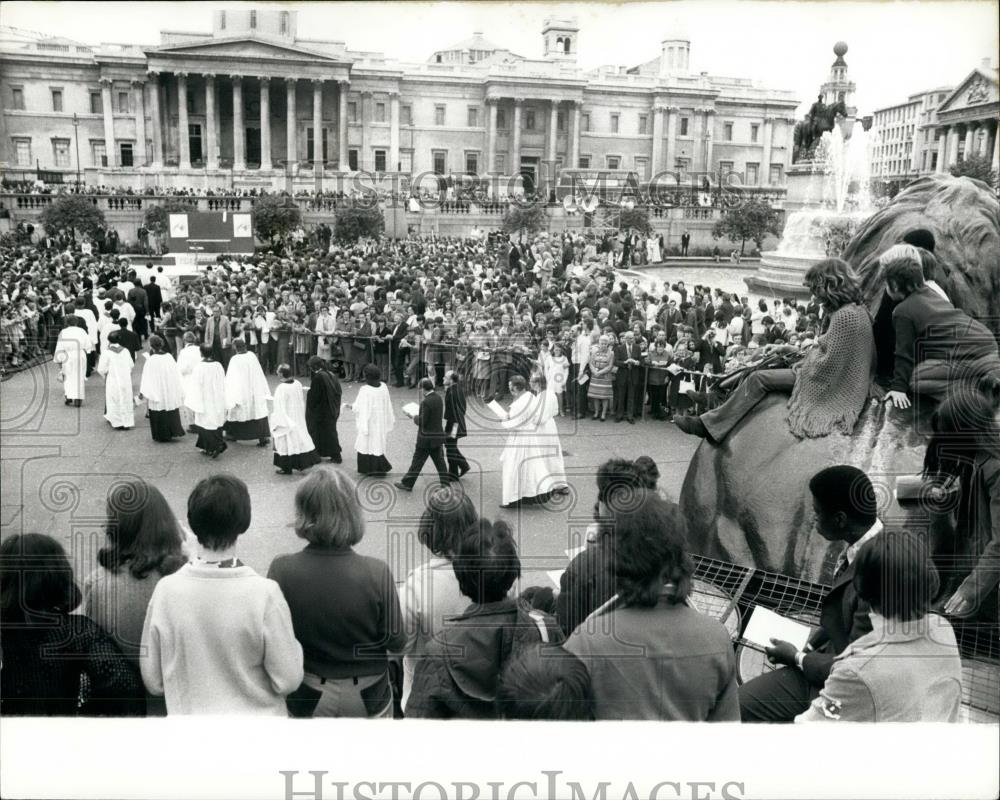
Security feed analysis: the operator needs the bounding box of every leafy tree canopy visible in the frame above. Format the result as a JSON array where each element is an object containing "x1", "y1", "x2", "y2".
[
  {"x1": 711, "y1": 197, "x2": 783, "y2": 255},
  {"x1": 39, "y1": 195, "x2": 105, "y2": 238},
  {"x1": 334, "y1": 204, "x2": 385, "y2": 242},
  {"x1": 253, "y1": 195, "x2": 302, "y2": 243}
]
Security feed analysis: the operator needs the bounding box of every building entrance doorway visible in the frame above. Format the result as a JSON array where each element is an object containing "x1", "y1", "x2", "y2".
[
  {"x1": 246, "y1": 128, "x2": 261, "y2": 167},
  {"x1": 519, "y1": 156, "x2": 539, "y2": 194}
]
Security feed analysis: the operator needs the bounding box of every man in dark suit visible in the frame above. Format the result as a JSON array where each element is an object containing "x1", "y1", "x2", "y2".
[
  {"x1": 443, "y1": 370, "x2": 470, "y2": 478},
  {"x1": 395, "y1": 378, "x2": 450, "y2": 491},
  {"x1": 613, "y1": 332, "x2": 645, "y2": 423},
  {"x1": 145, "y1": 276, "x2": 163, "y2": 329},
  {"x1": 739, "y1": 465, "x2": 882, "y2": 722},
  {"x1": 389, "y1": 312, "x2": 409, "y2": 387}
]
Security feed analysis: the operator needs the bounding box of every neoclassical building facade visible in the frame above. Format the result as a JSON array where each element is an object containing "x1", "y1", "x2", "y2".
[{"x1": 1, "y1": 7, "x2": 800, "y2": 194}]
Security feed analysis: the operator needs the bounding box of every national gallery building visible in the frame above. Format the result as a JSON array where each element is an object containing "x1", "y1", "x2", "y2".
[{"x1": 0, "y1": 7, "x2": 799, "y2": 195}]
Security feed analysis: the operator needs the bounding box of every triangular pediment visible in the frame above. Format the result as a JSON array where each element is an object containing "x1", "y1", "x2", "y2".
[
  {"x1": 938, "y1": 68, "x2": 998, "y2": 113},
  {"x1": 150, "y1": 36, "x2": 344, "y2": 63}
]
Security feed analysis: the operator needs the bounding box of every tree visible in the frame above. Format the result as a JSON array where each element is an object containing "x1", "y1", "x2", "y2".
[
  {"x1": 253, "y1": 194, "x2": 302, "y2": 243},
  {"x1": 39, "y1": 195, "x2": 105, "y2": 239},
  {"x1": 334, "y1": 203, "x2": 384, "y2": 242},
  {"x1": 712, "y1": 197, "x2": 783, "y2": 256},
  {"x1": 502, "y1": 203, "x2": 547, "y2": 235},
  {"x1": 950, "y1": 154, "x2": 998, "y2": 188},
  {"x1": 143, "y1": 198, "x2": 198, "y2": 237},
  {"x1": 610, "y1": 206, "x2": 652, "y2": 236}
]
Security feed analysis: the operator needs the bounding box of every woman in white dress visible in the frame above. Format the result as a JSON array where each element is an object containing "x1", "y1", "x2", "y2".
[
  {"x1": 345, "y1": 364, "x2": 395, "y2": 475},
  {"x1": 646, "y1": 234, "x2": 662, "y2": 264},
  {"x1": 96, "y1": 330, "x2": 135, "y2": 430}
]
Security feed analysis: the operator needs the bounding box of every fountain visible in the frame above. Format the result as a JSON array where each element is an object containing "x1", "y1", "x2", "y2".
[{"x1": 745, "y1": 42, "x2": 875, "y2": 299}]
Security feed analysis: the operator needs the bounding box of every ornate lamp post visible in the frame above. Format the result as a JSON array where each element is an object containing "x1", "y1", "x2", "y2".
[{"x1": 71, "y1": 113, "x2": 82, "y2": 189}]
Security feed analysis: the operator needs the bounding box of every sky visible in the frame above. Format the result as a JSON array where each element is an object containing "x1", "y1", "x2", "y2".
[{"x1": 2, "y1": 1, "x2": 997, "y2": 116}]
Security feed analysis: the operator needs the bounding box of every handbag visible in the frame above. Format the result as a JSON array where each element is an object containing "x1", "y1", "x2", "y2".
[{"x1": 353, "y1": 339, "x2": 367, "y2": 351}]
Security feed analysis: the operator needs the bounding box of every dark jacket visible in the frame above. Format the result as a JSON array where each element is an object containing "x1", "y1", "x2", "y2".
[
  {"x1": 416, "y1": 390, "x2": 446, "y2": 447},
  {"x1": 145, "y1": 282, "x2": 163, "y2": 316},
  {"x1": 444, "y1": 383, "x2": 467, "y2": 439},
  {"x1": 556, "y1": 537, "x2": 616, "y2": 636}
]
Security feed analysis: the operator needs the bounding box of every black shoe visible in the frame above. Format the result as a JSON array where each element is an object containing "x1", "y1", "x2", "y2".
[
  {"x1": 393, "y1": 481, "x2": 413, "y2": 492},
  {"x1": 674, "y1": 415, "x2": 710, "y2": 439},
  {"x1": 65, "y1": 399, "x2": 73, "y2": 406},
  {"x1": 458, "y1": 466, "x2": 471, "y2": 477},
  {"x1": 73, "y1": 399, "x2": 82, "y2": 408}
]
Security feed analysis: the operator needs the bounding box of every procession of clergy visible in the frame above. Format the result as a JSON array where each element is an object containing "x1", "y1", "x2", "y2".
[{"x1": 52, "y1": 320, "x2": 567, "y2": 504}]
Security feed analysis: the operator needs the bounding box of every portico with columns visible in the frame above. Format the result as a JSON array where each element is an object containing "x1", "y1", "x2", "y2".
[{"x1": 932, "y1": 65, "x2": 999, "y2": 174}]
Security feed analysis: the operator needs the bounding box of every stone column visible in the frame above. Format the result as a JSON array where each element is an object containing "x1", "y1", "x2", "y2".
[
  {"x1": 338, "y1": 81, "x2": 349, "y2": 170},
  {"x1": 993, "y1": 121, "x2": 1000, "y2": 172},
  {"x1": 703, "y1": 109, "x2": 715, "y2": 177},
  {"x1": 205, "y1": 74, "x2": 218, "y2": 170},
  {"x1": 232, "y1": 75, "x2": 246, "y2": 171},
  {"x1": 312, "y1": 79, "x2": 323, "y2": 176},
  {"x1": 963, "y1": 122, "x2": 976, "y2": 164},
  {"x1": 486, "y1": 98, "x2": 498, "y2": 173},
  {"x1": 389, "y1": 91, "x2": 400, "y2": 172},
  {"x1": 569, "y1": 100, "x2": 581, "y2": 169},
  {"x1": 360, "y1": 90, "x2": 372, "y2": 171},
  {"x1": 259, "y1": 77, "x2": 272, "y2": 170},
  {"x1": 512, "y1": 98, "x2": 523, "y2": 173},
  {"x1": 946, "y1": 125, "x2": 960, "y2": 168},
  {"x1": 176, "y1": 73, "x2": 190, "y2": 170},
  {"x1": 547, "y1": 100, "x2": 558, "y2": 164},
  {"x1": 761, "y1": 116, "x2": 774, "y2": 186},
  {"x1": 100, "y1": 78, "x2": 117, "y2": 168},
  {"x1": 936, "y1": 126, "x2": 948, "y2": 172},
  {"x1": 285, "y1": 78, "x2": 297, "y2": 167},
  {"x1": 651, "y1": 104, "x2": 664, "y2": 174},
  {"x1": 664, "y1": 106, "x2": 679, "y2": 174},
  {"x1": 131, "y1": 79, "x2": 147, "y2": 167},
  {"x1": 978, "y1": 121, "x2": 991, "y2": 158},
  {"x1": 148, "y1": 72, "x2": 163, "y2": 168}
]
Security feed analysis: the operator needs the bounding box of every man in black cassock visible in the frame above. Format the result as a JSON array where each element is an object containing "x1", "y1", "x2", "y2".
[{"x1": 306, "y1": 356, "x2": 342, "y2": 463}]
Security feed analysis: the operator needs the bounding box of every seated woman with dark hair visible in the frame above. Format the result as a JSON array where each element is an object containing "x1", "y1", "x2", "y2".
[
  {"x1": 496, "y1": 645, "x2": 595, "y2": 721},
  {"x1": 399, "y1": 484, "x2": 479, "y2": 713},
  {"x1": 141, "y1": 474, "x2": 303, "y2": 715},
  {"x1": 564, "y1": 493, "x2": 740, "y2": 721},
  {"x1": 797, "y1": 530, "x2": 962, "y2": 722},
  {"x1": 1, "y1": 533, "x2": 144, "y2": 716}
]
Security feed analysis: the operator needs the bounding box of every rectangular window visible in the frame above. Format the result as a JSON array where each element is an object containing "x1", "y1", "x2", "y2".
[
  {"x1": 751, "y1": 123, "x2": 759, "y2": 143},
  {"x1": 494, "y1": 153, "x2": 505, "y2": 173},
  {"x1": 465, "y1": 151, "x2": 479, "y2": 175},
  {"x1": 606, "y1": 155, "x2": 620, "y2": 170},
  {"x1": 188, "y1": 124, "x2": 201, "y2": 162},
  {"x1": 375, "y1": 102, "x2": 386, "y2": 123},
  {"x1": 434, "y1": 105, "x2": 445, "y2": 126},
  {"x1": 724, "y1": 122, "x2": 734, "y2": 141},
  {"x1": 14, "y1": 138, "x2": 31, "y2": 166},
  {"x1": 746, "y1": 162, "x2": 759, "y2": 185},
  {"x1": 348, "y1": 148, "x2": 358, "y2": 170},
  {"x1": 581, "y1": 113, "x2": 590, "y2": 132},
  {"x1": 467, "y1": 106, "x2": 478, "y2": 127},
  {"x1": 90, "y1": 91, "x2": 102, "y2": 114},
  {"x1": 280, "y1": 11, "x2": 289, "y2": 34},
  {"x1": 400, "y1": 150, "x2": 413, "y2": 173},
  {"x1": 119, "y1": 142, "x2": 134, "y2": 168},
  {"x1": 92, "y1": 140, "x2": 107, "y2": 167},
  {"x1": 118, "y1": 91, "x2": 130, "y2": 114},
  {"x1": 769, "y1": 164, "x2": 783, "y2": 185},
  {"x1": 578, "y1": 155, "x2": 590, "y2": 168},
  {"x1": 401, "y1": 105, "x2": 412, "y2": 125},
  {"x1": 718, "y1": 159, "x2": 734, "y2": 178},
  {"x1": 348, "y1": 102, "x2": 357, "y2": 123},
  {"x1": 525, "y1": 110, "x2": 535, "y2": 130},
  {"x1": 374, "y1": 149, "x2": 387, "y2": 172},
  {"x1": 186, "y1": 91, "x2": 194, "y2": 114},
  {"x1": 496, "y1": 108, "x2": 507, "y2": 129},
  {"x1": 680, "y1": 117, "x2": 689, "y2": 136},
  {"x1": 11, "y1": 87, "x2": 24, "y2": 110},
  {"x1": 634, "y1": 156, "x2": 649, "y2": 179},
  {"x1": 51, "y1": 89, "x2": 63, "y2": 112},
  {"x1": 638, "y1": 114, "x2": 648, "y2": 135},
  {"x1": 610, "y1": 113, "x2": 619, "y2": 133},
  {"x1": 557, "y1": 111, "x2": 565, "y2": 132},
  {"x1": 52, "y1": 138, "x2": 70, "y2": 167},
  {"x1": 250, "y1": 10, "x2": 257, "y2": 28},
  {"x1": 432, "y1": 150, "x2": 447, "y2": 175},
  {"x1": 220, "y1": 10, "x2": 226, "y2": 29}
]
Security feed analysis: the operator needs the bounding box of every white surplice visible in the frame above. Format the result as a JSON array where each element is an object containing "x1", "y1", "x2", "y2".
[
  {"x1": 224, "y1": 351, "x2": 272, "y2": 422},
  {"x1": 536, "y1": 389, "x2": 568, "y2": 491},
  {"x1": 499, "y1": 390, "x2": 552, "y2": 505},
  {"x1": 186, "y1": 361, "x2": 227, "y2": 430},
  {"x1": 353, "y1": 383, "x2": 395, "y2": 457},
  {"x1": 139, "y1": 353, "x2": 183, "y2": 412},
  {"x1": 269, "y1": 380, "x2": 316, "y2": 457},
  {"x1": 53, "y1": 325, "x2": 91, "y2": 401},
  {"x1": 97, "y1": 345, "x2": 135, "y2": 428}
]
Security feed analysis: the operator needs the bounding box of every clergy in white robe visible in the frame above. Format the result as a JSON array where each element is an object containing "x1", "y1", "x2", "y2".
[
  {"x1": 530, "y1": 377, "x2": 569, "y2": 494},
  {"x1": 53, "y1": 322, "x2": 91, "y2": 405},
  {"x1": 223, "y1": 339, "x2": 272, "y2": 444},
  {"x1": 186, "y1": 345, "x2": 227, "y2": 457},
  {"x1": 176, "y1": 334, "x2": 202, "y2": 428},
  {"x1": 96, "y1": 332, "x2": 135, "y2": 430},
  {"x1": 498, "y1": 375, "x2": 552, "y2": 507},
  {"x1": 138, "y1": 335, "x2": 186, "y2": 442},
  {"x1": 269, "y1": 365, "x2": 321, "y2": 474},
  {"x1": 348, "y1": 367, "x2": 395, "y2": 475}
]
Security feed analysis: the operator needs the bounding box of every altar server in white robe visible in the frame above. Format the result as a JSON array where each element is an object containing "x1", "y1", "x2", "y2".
[
  {"x1": 96, "y1": 330, "x2": 135, "y2": 430},
  {"x1": 176, "y1": 332, "x2": 202, "y2": 429},
  {"x1": 223, "y1": 338, "x2": 272, "y2": 446},
  {"x1": 54, "y1": 320, "x2": 92, "y2": 406},
  {"x1": 346, "y1": 364, "x2": 395, "y2": 475},
  {"x1": 529, "y1": 374, "x2": 568, "y2": 494},
  {"x1": 499, "y1": 374, "x2": 552, "y2": 508},
  {"x1": 187, "y1": 345, "x2": 227, "y2": 458},
  {"x1": 138, "y1": 335, "x2": 186, "y2": 442},
  {"x1": 269, "y1": 364, "x2": 320, "y2": 475}
]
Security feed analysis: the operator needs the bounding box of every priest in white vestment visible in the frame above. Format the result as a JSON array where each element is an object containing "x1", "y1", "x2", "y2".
[
  {"x1": 176, "y1": 332, "x2": 202, "y2": 429},
  {"x1": 529, "y1": 374, "x2": 569, "y2": 494},
  {"x1": 138, "y1": 334, "x2": 186, "y2": 442},
  {"x1": 186, "y1": 344, "x2": 227, "y2": 457},
  {"x1": 53, "y1": 321, "x2": 91, "y2": 406},
  {"x1": 346, "y1": 364, "x2": 395, "y2": 475},
  {"x1": 269, "y1": 364, "x2": 321, "y2": 474},
  {"x1": 96, "y1": 331, "x2": 135, "y2": 430},
  {"x1": 498, "y1": 374, "x2": 552, "y2": 508},
  {"x1": 223, "y1": 338, "x2": 272, "y2": 445}
]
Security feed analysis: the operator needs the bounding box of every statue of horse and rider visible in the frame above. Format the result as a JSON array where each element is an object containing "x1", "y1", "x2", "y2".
[
  {"x1": 794, "y1": 94, "x2": 848, "y2": 162},
  {"x1": 679, "y1": 175, "x2": 1000, "y2": 619}
]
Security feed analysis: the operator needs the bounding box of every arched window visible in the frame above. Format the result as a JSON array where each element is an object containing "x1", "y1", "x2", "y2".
[
  {"x1": 564, "y1": 37, "x2": 571, "y2": 54},
  {"x1": 556, "y1": 36, "x2": 564, "y2": 51}
]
